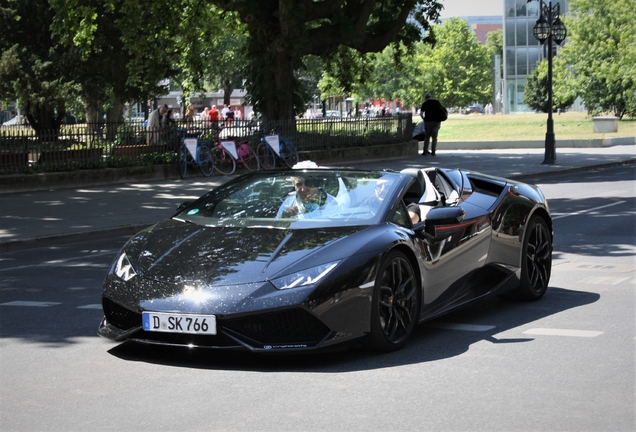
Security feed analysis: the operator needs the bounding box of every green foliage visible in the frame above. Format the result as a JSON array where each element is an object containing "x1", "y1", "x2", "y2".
[
  {"x1": 523, "y1": 58, "x2": 577, "y2": 113},
  {"x1": 210, "y1": 0, "x2": 443, "y2": 120},
  {"x1": 0, "y1": 0, "x2": 80, "y2": 133},
  {"x1": 561, "y1": 0, "x2": 636, "y2": 118},
  {"x1": 429, "y1": 18, "x2": 492, "y2": 108},
  {"x1": 486, "y1": 29, "x2": 503, "y2": 58}
]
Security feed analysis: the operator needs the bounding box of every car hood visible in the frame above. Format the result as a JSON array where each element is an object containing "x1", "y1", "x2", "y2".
[{"x1": 127, "y1": 219, "x2": 365, "y2": 286}]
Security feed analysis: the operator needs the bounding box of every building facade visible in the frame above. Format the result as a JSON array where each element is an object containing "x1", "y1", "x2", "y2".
[{"x1": 503, "y1": 0, "x2": 568, "y2": 113}]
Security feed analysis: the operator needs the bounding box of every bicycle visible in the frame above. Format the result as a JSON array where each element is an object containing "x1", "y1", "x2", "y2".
[
  {"x1": 208, "y1": 137, "x2": 236, "y2": 176},
  {"x1": 255, "y1": 129, "x2": 299, "y2": 170},
  {"x1": 178, "y1": 137, "x2": 215, "y2": 179}
]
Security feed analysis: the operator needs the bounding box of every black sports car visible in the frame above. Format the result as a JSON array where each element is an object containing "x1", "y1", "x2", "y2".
[{"x1": 99, "y1": 166, "x2": 553, "y2": 352}]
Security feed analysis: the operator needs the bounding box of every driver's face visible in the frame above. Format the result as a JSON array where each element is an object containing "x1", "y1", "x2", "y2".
[{"x1": 294, "y1": 177, "x2": 310, "y2": 199}]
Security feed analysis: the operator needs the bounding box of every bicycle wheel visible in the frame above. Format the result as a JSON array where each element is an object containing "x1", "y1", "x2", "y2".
[
  {"x1": 212, "y1": 146, "x2": 236, "y2": 175},
  {"x1": 256, "y1": 142, "x2": 276, "y2": 170},
  {"x1": 280, "y1": 140, "x2": 299, "y2": 169},
  {"x1": 240, "y1": 145, "x2": 260, "y2": 172},
  {"x1": 178, "y1": 144, "x2": 188, "y2": 179},
  {"x1": 198, "y1": 145, "x2": 215, "y2": 177}
]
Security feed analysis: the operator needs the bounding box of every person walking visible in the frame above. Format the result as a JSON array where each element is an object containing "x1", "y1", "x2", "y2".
[
  {"x1": 419, "y1": 93, "x2": 445, "y2": 156},
  {"x1": 146, "y1": 104, "x2": 168, "y2": 145}
]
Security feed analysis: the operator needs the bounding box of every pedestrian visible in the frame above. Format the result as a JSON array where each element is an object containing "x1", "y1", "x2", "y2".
[
  {"x1": 225, "y1": 106, "x2": 235, "y2": 127},
  {"x1": 221, "y1": 104, "x2": 230, "y2": 125},
  {"x1": 208, "y1": 105, "x2": 220, "y2": 128},
  {"x1": 419, "y1": 93, "x2": 446, "y2": 156},
  {"x1": 185, "y1": 104, "x2": 195, "y2": 126},
  {"x1": 234, "y1": 107, "x2": 241, "y2": 126},
  {"x1": 146, "y1": 104, "x2": 168, "y2": 145}
]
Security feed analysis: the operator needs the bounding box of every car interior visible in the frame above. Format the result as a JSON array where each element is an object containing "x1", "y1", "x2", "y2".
[{"x1": 401, "y1": 168, "x2": 461, "y2": 220}]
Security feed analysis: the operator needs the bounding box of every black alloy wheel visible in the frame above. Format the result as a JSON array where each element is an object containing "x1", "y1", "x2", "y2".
[
  {"x1": 367, "y1": 250, "x2": 420, "y2": 351},
  {"x1": 515, "y1": 216, "x2": 552, "y2": 300}
]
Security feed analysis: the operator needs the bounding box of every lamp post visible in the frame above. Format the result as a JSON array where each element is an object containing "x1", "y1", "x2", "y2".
[{"x1": 531, "y1": 0, "x2": 567, "y2": 165}]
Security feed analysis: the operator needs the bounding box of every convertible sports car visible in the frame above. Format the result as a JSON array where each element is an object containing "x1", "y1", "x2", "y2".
[{"x1": 99, "y1": 165, "x2": 553, "y2": 352}]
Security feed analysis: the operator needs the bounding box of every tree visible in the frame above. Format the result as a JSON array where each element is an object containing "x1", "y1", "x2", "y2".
[
  {"x1": 56, "y1": 0, "x2": 226, "y2": 117},
  {"x1": 208, "y1": 0, "x2": 443, "y2": 121},
  {"x1": 523, "y1": 58, "x2": 577, "y2": 113},
  {"x1": 561, "y1": 0, "x2": 636, "y2": 118},
  {"x1": 205, "y1": 29, "x2": 249, "y2": 107},
  {"x1": 0, "y1": 0, "x2": 79, "y2": 135},
  {"x1": 424, "y1": 18, "x2": 492, "y2": 108},
  {"x1": 485, "y1": 29, "x2": 503, "y2": 58}
]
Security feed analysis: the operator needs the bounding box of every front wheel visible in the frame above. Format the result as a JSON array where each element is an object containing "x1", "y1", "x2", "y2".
[
  {"x1": 212, "y1": 146, "x2": 236, "y2": 175},
  {"x1": 239, "y1": 145, "x2": 260, "y2": 172},
  {"x1": 513, "y1": 216, "x2": 552, "y2": 300},
  {"x1": 178, "y1": 145, "x2": 188, "y2": 179},
  {"x1": 366, "y1": 250, "x2": 420, "y2": 352},
  {"x1": 198, "y1": 145, "x2": 214, "y2": 177}
]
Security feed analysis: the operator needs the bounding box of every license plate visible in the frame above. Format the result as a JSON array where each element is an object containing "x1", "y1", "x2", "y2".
[{"x1": 142, "y1": 312, "x2": 216, "y2": 335}]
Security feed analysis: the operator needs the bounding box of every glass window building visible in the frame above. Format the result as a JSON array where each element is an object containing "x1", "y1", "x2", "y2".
[{"x1": 503, "y1": 0, "x2": 568, "y2": 113}]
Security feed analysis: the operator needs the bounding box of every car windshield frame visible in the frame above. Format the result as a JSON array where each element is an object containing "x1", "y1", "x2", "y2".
[{"x1": 174, "y1": 170, "x2": 405, "y2": 229}]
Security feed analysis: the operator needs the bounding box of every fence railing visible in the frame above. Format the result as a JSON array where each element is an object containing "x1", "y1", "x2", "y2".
[{"x1": 0, "y1": 114, "x2": 413, "y2": 174}]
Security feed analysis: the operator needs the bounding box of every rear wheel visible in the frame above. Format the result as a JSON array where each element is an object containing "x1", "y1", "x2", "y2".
[
  {"x1": 198, "y1": 145, "x2": 214, "y2": 177},
  {"x1": 178, "y1": 145, "x2": 188, "y2": 179},
  {"x1": 280, "y1": 140, "x2": 299, "y2": 169},
  {"x1": 212, "y1": 146, "x2": 236, "y2": 175},
  {"x1": 513, "y1": 216, "x2": 552, "y2": 300},
  {"x1": 367, "y1": 250, "x2": 420, "y2": 351},
  {"x1": 240, "y1": 145, "x2": 260, "y2": 172},
  {"x1": 256, "y1": 142, "x2": 275, "y2": 170}
]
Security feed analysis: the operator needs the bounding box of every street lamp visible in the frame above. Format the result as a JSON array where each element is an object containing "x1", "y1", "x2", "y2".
[{"x1": 531, "y1": 0, "x2": 567, "y2": 165}]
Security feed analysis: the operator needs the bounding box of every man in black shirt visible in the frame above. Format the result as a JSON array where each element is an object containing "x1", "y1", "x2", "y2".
[{"x1": 419, "y1": 93, "x2": 444, "y2": 156}]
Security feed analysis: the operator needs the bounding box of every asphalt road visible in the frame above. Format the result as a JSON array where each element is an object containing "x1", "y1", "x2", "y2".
[{"x1": 0, "y1": 165, "x2": 634, "y2": 431}]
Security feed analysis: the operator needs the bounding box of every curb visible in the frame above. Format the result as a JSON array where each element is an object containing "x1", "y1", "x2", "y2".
[{"x1": 0, "y1": 224, "x2": 152, "y2": 253}]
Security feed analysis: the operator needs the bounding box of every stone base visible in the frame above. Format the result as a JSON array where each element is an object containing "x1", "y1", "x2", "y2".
[{"x1": 593, "y1": 116, "x2": 619, "y2": 133}]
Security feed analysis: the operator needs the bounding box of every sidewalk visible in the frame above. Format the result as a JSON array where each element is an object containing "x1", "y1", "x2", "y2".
[{"x1": 1, "y1": 146, "x2": 634, "y2": 252}]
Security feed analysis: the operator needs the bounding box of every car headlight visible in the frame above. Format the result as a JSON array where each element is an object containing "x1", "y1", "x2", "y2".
[
  {"x1": 111, "y1": 252, "x2": 137, "y2": 281},
  {"x1": 271, "y1": 261, "x2": 340, "y2": 290}
]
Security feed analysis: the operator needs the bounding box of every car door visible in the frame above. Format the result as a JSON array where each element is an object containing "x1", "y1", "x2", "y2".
[{"x1": 416, "y1": 171, "x2": 492, "y2": 317}]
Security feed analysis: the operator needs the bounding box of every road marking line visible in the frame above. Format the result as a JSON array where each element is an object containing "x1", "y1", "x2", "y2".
[
  {"x1": 523, "y1": 328, "x2": 603, "y2": 338},
  {"x1": 583, "y1": 276, "x2": 630, "y2": 286},
  {"x1": 552, "y1": 200, "x2": 626, "y2": 220},
  {"x1": 426, "y1": 322, "x2": 496, "y2": 332},
  {"x1": 77, "y1": 304, "x2": 102, "y2": 309},
  {"x1": 0, "y1": 301, "x2": 61, "y2": 307}
]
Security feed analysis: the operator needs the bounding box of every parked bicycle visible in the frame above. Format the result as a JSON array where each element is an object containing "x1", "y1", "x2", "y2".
[
  {"x1": 211, "y1": 127, "x2": 260, "y2": 175},
  {"x1": 255, "y1": 126, "x2": 299, "y2": 170},
  {"x1": 178, "y1": 136, "x2": 215, "y2": 179}
]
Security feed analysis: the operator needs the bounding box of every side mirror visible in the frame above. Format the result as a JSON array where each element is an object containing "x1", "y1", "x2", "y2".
[
  {"x1": 415, "y1": 207, "x2": 466, "y2": 238},
  {"x1": 176, "y1": 200, "x2": 194, "y2": 213}
]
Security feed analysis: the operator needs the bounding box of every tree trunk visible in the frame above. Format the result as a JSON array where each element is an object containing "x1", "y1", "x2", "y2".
[
  {"x1": 23, "y1": 99, "x2": 63, "y2": 141},
  {"x1": 85, "y1": 97, "x2": 105, "y2": 138},
  {"x1": 105, "y1": 101, "x2": 124, "y2": 142}
]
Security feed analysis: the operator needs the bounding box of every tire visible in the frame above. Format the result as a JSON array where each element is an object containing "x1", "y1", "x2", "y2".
[
  {"x1": 198, "y1": 145, "x2": 214, "y2": 177},
  {"x1": 256, "y1": 142, "x2": 275, "y2": 170},
  {"x1": 178, "y1": 145, "x2": 188, "y2": 179},
  {"x1": 280, "y1": 140, "x2": 299, "y2": 169},
  {"x1": 240, "y1": 145, "x2": 260, "y2": 172},
  {"x1": 366, "y1": 250, "x2": 420, "y2": 351},
  {"x1": 513, "y1": 216, "x2": 552, "y2": 300},
  {"x1": 212, "y1": 146, "x2": 236, "y2": 175}
]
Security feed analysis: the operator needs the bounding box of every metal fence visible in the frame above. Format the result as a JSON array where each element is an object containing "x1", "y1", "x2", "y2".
[{"x1": 0, "y1": 114, "x2": 413, "y2": 174}]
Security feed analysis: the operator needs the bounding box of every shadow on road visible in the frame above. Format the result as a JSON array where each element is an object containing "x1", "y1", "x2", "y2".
[{"x1": 106, "y1": 286, "x2": 599, "y2": 372}]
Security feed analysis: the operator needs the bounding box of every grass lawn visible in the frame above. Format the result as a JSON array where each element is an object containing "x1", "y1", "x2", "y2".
[{"x1": 435, "y1": 111, "x2": 636, "y2": 142}]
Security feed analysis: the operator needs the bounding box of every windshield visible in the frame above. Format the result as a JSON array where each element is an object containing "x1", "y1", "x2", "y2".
[{"x1": 174, "y1": 170, "x2": 402, "y2": 229}]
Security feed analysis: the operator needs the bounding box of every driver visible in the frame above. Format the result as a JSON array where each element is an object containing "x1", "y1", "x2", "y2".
[{"x1": 277, "y1": 176, "x2": 336, "y2": 218}]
